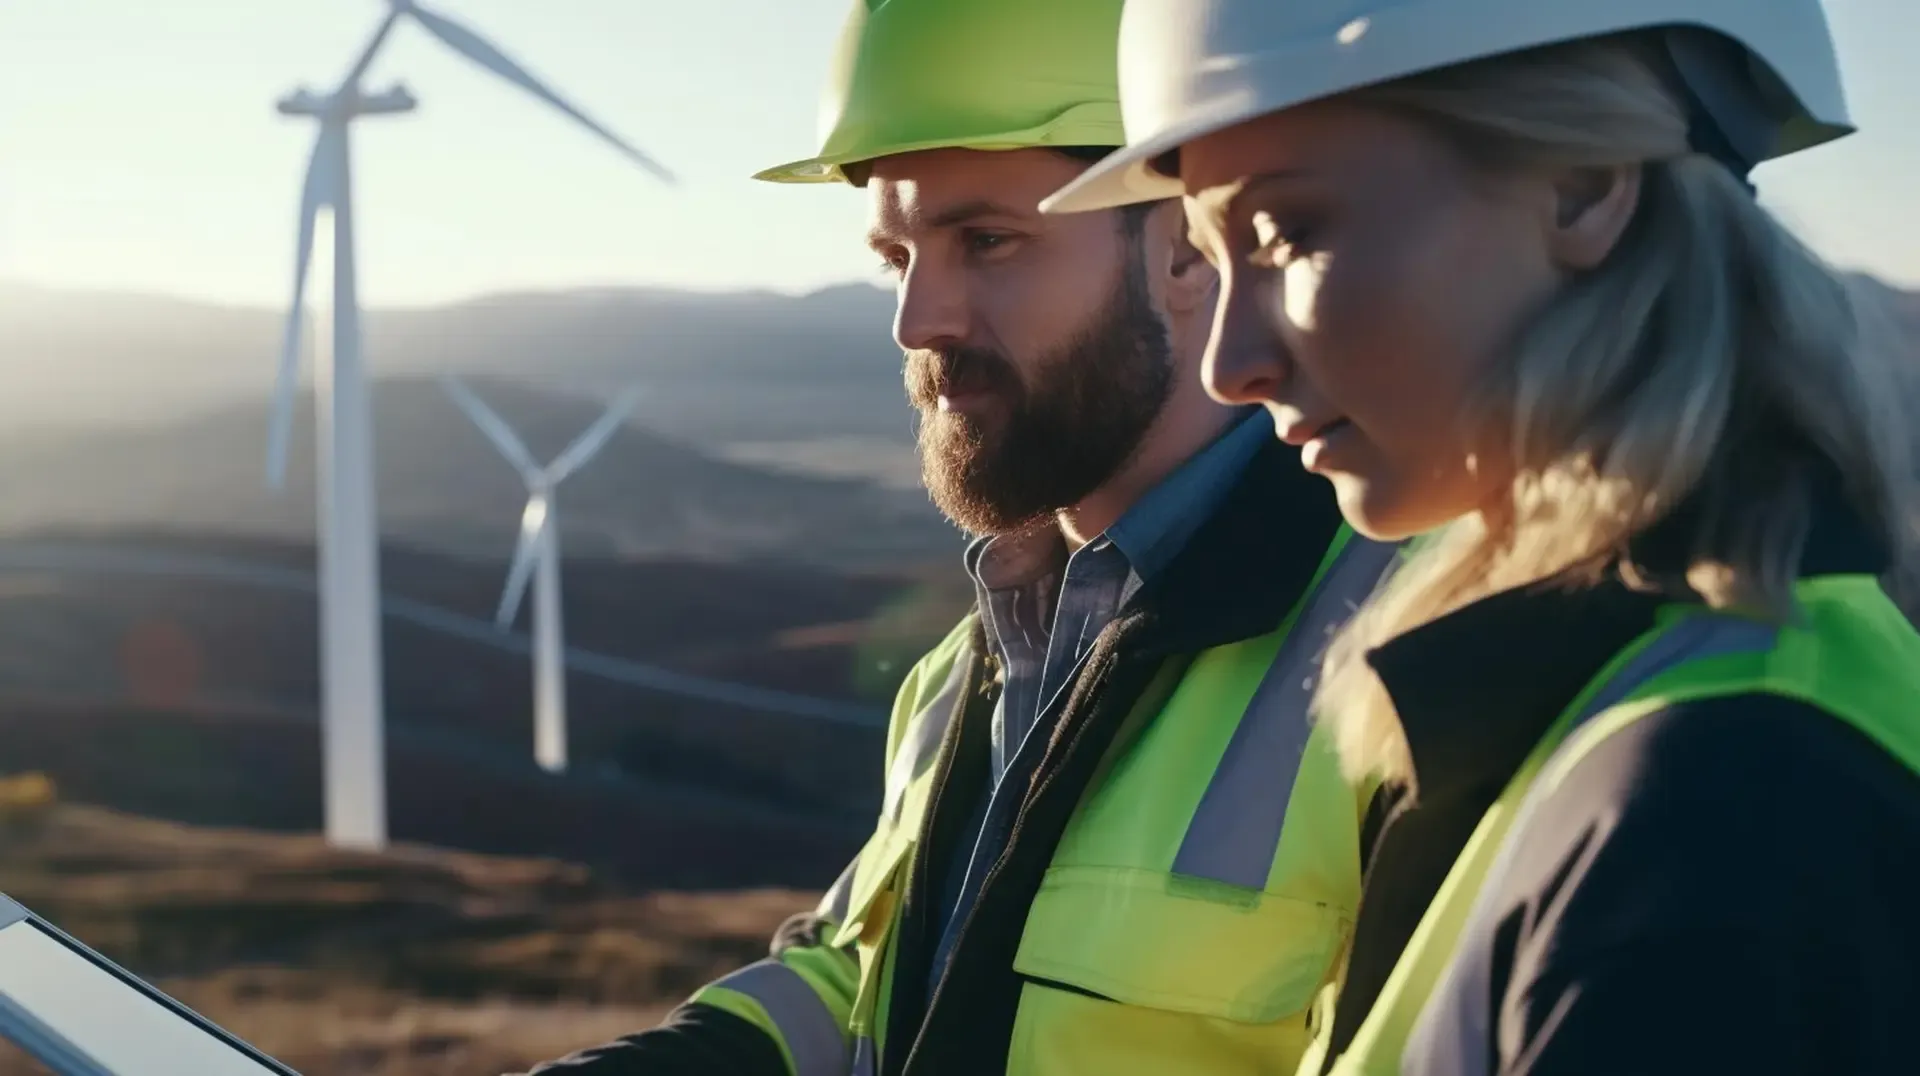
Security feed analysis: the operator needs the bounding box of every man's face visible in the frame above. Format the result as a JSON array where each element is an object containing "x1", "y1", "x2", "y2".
[{"x1": 865, "y1": 148, "x2": 1174, "y2": 536}]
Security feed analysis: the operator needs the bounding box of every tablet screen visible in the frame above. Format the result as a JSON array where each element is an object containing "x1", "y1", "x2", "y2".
[{"x1": 0, "y1": 903, "x2": 292, "y2": 1076}]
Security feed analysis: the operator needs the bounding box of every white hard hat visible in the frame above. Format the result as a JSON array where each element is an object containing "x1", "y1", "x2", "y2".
[{"x1": 1041, "y1": 0, "x2": 1854, "y2": 214}]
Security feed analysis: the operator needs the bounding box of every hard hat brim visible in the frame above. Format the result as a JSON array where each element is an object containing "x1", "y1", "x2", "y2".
[
  {"x1": 1039, "y1": 95, "x2": 1249, "y2": 214},
  {"x1": 752, "y1": 156, "x2": 850, "y2": 185},
  {"x1": 755, "y1": 100, "x2": 1129, "y2": 186}
]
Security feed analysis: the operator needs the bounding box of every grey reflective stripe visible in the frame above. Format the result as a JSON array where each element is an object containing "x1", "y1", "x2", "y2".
[
  {"x1": 817, "y1": 853, "x2": 859, "y2": 925},
  {"x1": 712, "y1": 960, "x2": 849, "y2": 1076},
  {"x1": 1553, "y1": 612, "x2": 1779, "y2": 739},
  {"x1": 850, "y1": 1035, "x2": 878, "y2": 1076},
  {"x1": 883, "y1": 647, "x2": 969, "y2": 824},
  {"x1": 1400, "y1": 611, "x2": 1779, "y2": 1076},
  {"x1": 1173, "y1": 536, "x2": 1403, "y2": 889}
]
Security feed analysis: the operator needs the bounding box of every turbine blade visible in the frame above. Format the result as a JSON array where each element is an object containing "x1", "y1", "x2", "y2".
[
  {"x1": 495, "y1": 493, "x2": 547, "y2": 628},
  {"x1": 441, "y1": 374, "x2": 542, "y2": 480},
  {"x1": 405, "y1": 3, "x2": 675, "y2": 183},
  {"x1": 339, "y1": 8, "x2": 405, "y2": 91},
  {"x1": 544, "y1": 387, "x2": 641, "y2": 484},
  {"x1": 268, "y1": 127, "x2": 338, "y2": 490}
]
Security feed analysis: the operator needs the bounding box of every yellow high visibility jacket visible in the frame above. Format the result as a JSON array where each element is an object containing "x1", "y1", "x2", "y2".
[
  {"x1": 1301, "y1": 574, "x2": 1920, "y2": 1075},
  {"x1": 697, "y1": 525, "x2": 1399, "y2": 1076}
]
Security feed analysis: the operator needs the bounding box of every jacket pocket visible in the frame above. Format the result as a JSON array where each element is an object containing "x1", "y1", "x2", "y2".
[{"x1": 1013, "y1": 864, "x2": 1344, "y2": 1024}]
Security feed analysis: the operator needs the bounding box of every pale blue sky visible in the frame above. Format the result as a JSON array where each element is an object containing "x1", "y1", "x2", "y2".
[{"x1": 0, "y1": 0, "x2": 1915, "y2": 308}]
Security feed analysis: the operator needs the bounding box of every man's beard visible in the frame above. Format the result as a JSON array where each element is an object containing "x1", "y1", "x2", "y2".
[{"x1": 904, "y1": 257, "x2": 1174, "y2": 536}]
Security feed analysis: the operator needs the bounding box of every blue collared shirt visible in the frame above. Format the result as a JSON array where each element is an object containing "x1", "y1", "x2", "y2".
[
  {"x1": 926, "y1": 410, "x2": 1269, "y2": 988},
  {"x1": 967, "y1": 410, "x2": 1270, "y2": 777}
]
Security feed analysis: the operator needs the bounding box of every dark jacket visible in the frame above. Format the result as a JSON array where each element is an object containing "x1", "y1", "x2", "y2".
[
  {"x1": 521, "y1": 434, "x2": 1348, "y2": 1076},
  {"x1": 1323, "y1": 486, "x2": 1920, "y2": 1075}
]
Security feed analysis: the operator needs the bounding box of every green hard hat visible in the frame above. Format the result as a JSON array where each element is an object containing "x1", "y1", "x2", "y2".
[{"x1": 754, "y1": 0, "x2": 1127, "y2": 184}]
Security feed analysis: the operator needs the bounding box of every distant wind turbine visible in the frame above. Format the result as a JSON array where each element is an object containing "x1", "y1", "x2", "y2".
[
  {"x1": 443, "y1": 375, "x2": 642, "y2": 774},
  {"x1": 268, "y1": 0, "x2": 673, "y2": 850}
]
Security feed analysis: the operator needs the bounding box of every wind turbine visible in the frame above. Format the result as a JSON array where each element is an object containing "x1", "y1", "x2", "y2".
[
  {"x1": 443, "y1": 376, "x2": 642, "y2": 774},
  {"x1": 269, "y1": 0, "x2": 673, "y2": 850}
]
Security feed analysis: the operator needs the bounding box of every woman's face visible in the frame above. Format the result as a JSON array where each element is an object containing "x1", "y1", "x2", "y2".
[{"x1": 1180, "y1": 100, "x2": 1565, "y2": 541}]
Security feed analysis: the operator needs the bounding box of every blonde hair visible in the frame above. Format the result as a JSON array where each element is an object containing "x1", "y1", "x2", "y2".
[{"x1": 1312, "y1": 35, "x2": 1920, "y2": 789}]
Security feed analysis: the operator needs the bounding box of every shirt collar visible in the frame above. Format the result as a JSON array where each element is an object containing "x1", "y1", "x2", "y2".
[
  {"x1": 965, "y1": 526, "x2": 1064, "y2": 595},
  {"x1": 1106, "y1": 409, "x2": 1270, "y2": 581}
]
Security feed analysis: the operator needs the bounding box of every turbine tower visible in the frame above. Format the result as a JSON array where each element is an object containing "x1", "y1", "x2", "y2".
[
  {"x1": 269, "y1": 0, "x2": 672, "y2": 850},
  {"x1": 443, "y1": 376, "x2": 641, "y2": 774}
]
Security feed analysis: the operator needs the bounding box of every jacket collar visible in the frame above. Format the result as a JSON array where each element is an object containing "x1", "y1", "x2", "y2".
[
  {"x1": 1368, "y1": 475, "x2": 1892, "y2": 801},
  {"x1": 1120, "y1": 431, "x2": 1349, "y2": 658}
]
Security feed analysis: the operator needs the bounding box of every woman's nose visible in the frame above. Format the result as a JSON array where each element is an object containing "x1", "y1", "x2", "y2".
[{"x1": 1203, "y1": 270, "x2": 1292, "y2": 406}]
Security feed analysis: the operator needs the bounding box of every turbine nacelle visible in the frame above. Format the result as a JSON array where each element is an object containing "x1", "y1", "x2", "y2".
[
  {"x1": 350, "y1": 85, "x2": 420, "y2": 115},
  {"x1": 276, "y1": 84, "x2": 419, "y2": 119},
  {"x1": 274, "y1": 88, "x2": 329, "y2": 115}
]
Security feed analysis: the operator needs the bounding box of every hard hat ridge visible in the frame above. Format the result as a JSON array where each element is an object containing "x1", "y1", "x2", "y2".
[
  {"x1": 755, "y1": 0, "x2": 1129, "y2": 185},
  {"x1": 1041, "y1": 0, "x2": 1855, "y2": 214}
]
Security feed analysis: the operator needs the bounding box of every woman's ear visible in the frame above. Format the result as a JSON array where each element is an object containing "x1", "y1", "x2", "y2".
[
  {"x1": 1159, "y1": 202, "x2": 1218, "y2": 315},
  {"x1": 1547, "y1": 163, "x2": 1642, "y2": 270}
]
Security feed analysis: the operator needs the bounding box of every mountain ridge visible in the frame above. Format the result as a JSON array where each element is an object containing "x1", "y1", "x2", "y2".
[
  {"x1": 0, "y1": 375, "x2": 958, "y2": 571},
  {"x1": 0, "y1": 278, "x2": 910, "y2": 449}
]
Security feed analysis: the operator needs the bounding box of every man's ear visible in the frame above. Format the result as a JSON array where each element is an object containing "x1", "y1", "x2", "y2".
[
  {"x1": 1546, "y1": 163, "x2": 1642, "y2": 270},
  {"x1": 1157, "y1": 201, "x2": 1217, "y2": 315}
]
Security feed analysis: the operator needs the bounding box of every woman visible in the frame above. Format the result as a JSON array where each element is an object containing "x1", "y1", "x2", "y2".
[{"x1": 1042, "y1": 3, "x2": 1920, "y2": 1074}]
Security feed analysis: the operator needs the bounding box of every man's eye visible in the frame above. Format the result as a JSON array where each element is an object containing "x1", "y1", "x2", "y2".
[{"x1": 965, "y1": 231, "x2": 1016, "y2": 255}]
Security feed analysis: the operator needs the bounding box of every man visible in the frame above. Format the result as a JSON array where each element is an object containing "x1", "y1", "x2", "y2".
[{"x1": 519, "y1": 1, "x2": 1396, "y2": 1074}]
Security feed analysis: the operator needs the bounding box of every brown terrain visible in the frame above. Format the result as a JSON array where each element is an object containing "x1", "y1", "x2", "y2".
[
  {"x1": 0, "y1": 531, "x2": 970, "y2": 889},
  {"x1": 0, "y1": 792, "x2": 816, "y2": 1076}
]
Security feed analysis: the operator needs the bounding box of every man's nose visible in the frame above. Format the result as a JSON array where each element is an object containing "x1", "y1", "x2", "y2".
[{"x1": 891, "y1": 260, "x2": 971, "y2": 354}]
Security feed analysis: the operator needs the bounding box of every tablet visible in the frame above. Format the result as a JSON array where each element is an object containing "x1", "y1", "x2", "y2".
[{"x1": 0, "y1": 894, "x2": 299, "y2": 1076}]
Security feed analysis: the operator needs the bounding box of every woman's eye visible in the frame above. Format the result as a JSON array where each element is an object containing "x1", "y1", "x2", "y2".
[
  {"x1": 1249, "y1": 241, "x2": 1302, "y2": 270},
  {"x1": 1248, "y1": 211, "x2": 1314, "y2": 267}
]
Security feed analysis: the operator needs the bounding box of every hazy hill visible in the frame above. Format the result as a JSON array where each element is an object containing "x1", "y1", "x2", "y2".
[
  {"x1": 0, "y1": 376, "x2": 958, "y2": 571},
  {"x1": 0, "y1": 280, "x2": 916, "y2": 465}
]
